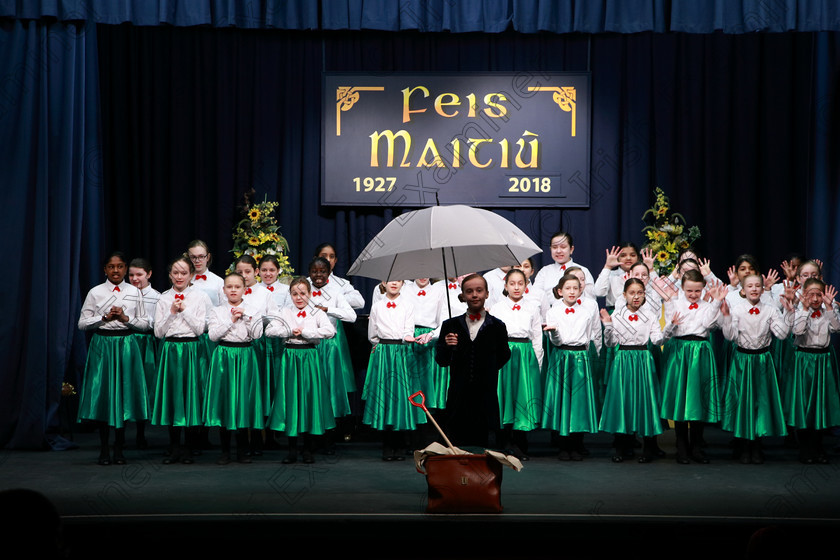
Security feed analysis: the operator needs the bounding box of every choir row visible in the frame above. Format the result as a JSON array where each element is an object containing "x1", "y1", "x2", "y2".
[{"x1": 77, "y1": 236, "x2": 839, "y2": 466}]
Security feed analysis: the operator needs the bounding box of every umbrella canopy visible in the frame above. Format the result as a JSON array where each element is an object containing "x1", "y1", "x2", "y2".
[{"x1": 347, "y1": 205, "x2": 542, "y2": 282}]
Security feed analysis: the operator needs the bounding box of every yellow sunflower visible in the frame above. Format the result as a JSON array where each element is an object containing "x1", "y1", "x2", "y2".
[
  {"x1": 656, "y1": 250, "x2": 670, "y2": 262},
  {"x1": 248, "y1": 236, "x2": 260, "y2": 246},
  {"x1": 249, "y1": 207, "x2": 261, "y2": 221}
]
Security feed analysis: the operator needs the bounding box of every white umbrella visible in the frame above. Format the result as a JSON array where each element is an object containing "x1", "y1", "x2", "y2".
[{"x1": 347, "y1": 205, "x2": 541, "y2": 284}]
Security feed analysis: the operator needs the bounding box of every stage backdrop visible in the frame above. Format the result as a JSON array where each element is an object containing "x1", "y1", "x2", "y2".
[{"x1": 2, "y1": 1, "x2": 840, "y2": 449}]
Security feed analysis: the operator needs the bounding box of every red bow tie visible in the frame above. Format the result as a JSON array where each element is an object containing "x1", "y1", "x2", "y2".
[
  {"x1": 812, "y1": 310, "x2": 822, "y2": 318},
  {"x1": 577, "y1": 299, "x2": 582, "y2": 305},
  {"x1": 628, "y1": 314, "x2": 638, "y2": 321},
  {"x1": 748, "y1": 307, "x2": 760, "y2": 315},
  {"x1": 174, "y1": 293, "x2": 184, "y2": 300},
  {"x1": 449, "y1": 283, "x2": 457, "y2": 290},
  {"x1": 112, "y1": 285, "x2": 121, "y2": 292},
  {"x1": 512, "y1": 304, "x2": 521, "y2": 311},
  {"x1": 417, "y1": 290, "x2": 426, "y2": 296},
  {"x1": 525, "y1": 288, "x2": 529, "y2": 294},
  {"x1": 469, "y1": 313, "x2": 481, "y2": 321},
  {"x1": 230, "y1": 307, "x2": 236, "y2": 313},
  {"x1": 623, "y1": 274, "x2": 628, "y2": 280},
  {"x1": 688, "y1": 303, "x2": 699, "y2": 310},
  {"x1": 245, "y1": 288, "x2": 252, "y2": 295},
  {"x1": 565, "y1": 308, "x2": 575, "y2": 314},
  {"x1": 297, "y1": 310, "x2": 306, "y2": 318},
  {"x1": 312, "y1": 290, "x2": 322, "y2": 297},
  {"x1": 267, "y1": 285, "x2": 274, "y2": 292},
  {"x1": 195, "y1": 274, "x2": 207, "y2": 281},
  {"x1": 386, "y1": 302, "x2": 396, "y2": 308},
  {"x1": 560, "y1": 264, "x2": 566, "y2": 270}
]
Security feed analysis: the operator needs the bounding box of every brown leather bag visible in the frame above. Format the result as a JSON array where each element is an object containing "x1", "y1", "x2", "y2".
[{"x1": 422, "y1": 453, "x2": 503, "y2": 513}]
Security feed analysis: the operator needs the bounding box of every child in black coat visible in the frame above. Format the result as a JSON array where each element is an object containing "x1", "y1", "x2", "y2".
[{"x1": 435, "y1": 274, "x2": 511, "y2": 448}]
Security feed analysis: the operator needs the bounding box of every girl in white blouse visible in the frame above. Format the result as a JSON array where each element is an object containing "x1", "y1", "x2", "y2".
[
  {"x1": 266, "y1": 277, "x2": 336, "y2": 464},
  {"x1": 203, "y1": 273, "x2": 266, "y2": 464},
  {"x1": 152, "y1": 256, "x2": 210, "y2": 464},
  {"x1": 77, "y1": 251, "x2": 149, "y2": 466},
  {"x1": 599, "y1": 278, "x2": 672, "y2": 463},
  {"x1": 719, "y1": 274, "x2": 794, "y2": 464},
  {"x1": 787, "y1": 278, "x2": 840, "y2": 464},
  {"x1": 363, "y1": 280, "x2": 425, "y2": 461},
  {"x1": 488, "y1": 269, "x2": 544, "y2": 459},
  {"x1": 541, "y1": 274, "x2": 601, "y2": 460}
]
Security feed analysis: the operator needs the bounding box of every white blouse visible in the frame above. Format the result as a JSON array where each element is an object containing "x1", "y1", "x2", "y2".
[
  {"x1": 489, "y1": 296, "x2": 544, "y2": 366},
  {"x1": 368, "y1": 295, "x2": 415, "y2": 345},
  {"x1": 721, "y1": 300, "x2": 792, "y2": 349},
  {"x1": 191, "y1": 270, "x2": 225, "y2": 307},
  {"x1": 78, "y1": 280, "x2": 148, "y2": 332},
  {"x1": 154, "y1": 287, "x2": 210, "y2": 339},
  {"x1": 792, "y1": 303, "x2": 840, "y2": 349},
  {"x1": 604, "y1": 302, "x2": 669, "y2": 347},
  {"x1": 663, "y1": 297, "x2": 721, "y2": 338},
  {"x1": 544, "y1": 297, "x2": 601, "y2": 352},
  {"x1": 207, "y1": 300, "x2": 264, "y2": 343},
  {"x1": 266, "y1": 305, "x2": 335, "y2": 345}
]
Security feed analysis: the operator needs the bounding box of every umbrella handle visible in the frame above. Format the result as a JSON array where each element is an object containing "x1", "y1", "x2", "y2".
[{"x1": 409, "y1": 391, "x2": 457, "y2": 452}]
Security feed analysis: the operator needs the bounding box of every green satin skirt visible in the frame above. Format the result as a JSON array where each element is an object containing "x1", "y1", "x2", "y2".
[
  {"x1": 317, "y1": 321, "x2": 356, "y2": 418},
  {"x1": 152, "y1": 338, "x2": 206, "y2": 427},
  {"x1": 721, "y1": 349, "x2": 787, "y2": 439},
  {"x1": 267, "y1": 345, "x2": 335, "y2": 436},
  {"x1": 410, "y1": 326, "x2": 449, "y2": 409},
  {"x1": 133, "y1": 331, "x2": 159, "y2": 409},
  {"x1": 362, "y1": 342, "x2": 426, "y2": 431},
  {"x1": 599, "y1": 348, "x2": 663, "y2": 437},
  {"x1": 783, "y1": 348, "x2": 840, "y2": 430},
  {"x1": 77, "y1": 332, "x2": 149, "y2": 428},
  {"x1": 540, "y1": 346, "x2": 599, "y2": 435},
  {"x1": 659, "y1": 338, "x2": 722, "y2": 423},
  {"x1": 497, "y1": 340, "x2": 542, "y2": 431},
  {"x1": 203, "y1": 344, "x2": 266, "y2": 430}
]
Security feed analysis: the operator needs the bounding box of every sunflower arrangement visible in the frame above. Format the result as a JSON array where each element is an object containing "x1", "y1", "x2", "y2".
[
  {"x1": 227, "y1": 190, "x2": 294, "y2": 277},
  {"x1": 641, "y1": 187, "x2": 701, "y2": 276}
]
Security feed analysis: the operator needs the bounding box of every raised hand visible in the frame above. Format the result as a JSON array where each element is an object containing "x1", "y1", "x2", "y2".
[
  {"x1": 604, "y1": 246, "x2": 621, "y2": 269},
  {"x1": 699, "y1": 258, "x2": 712, "y2": 278},
  {"x1": 719, "y1": 298, "x2": 730, "y2": 316},
  {"x1": 779, "y1": 296, "x2": 794, "y2": 313},
  {"x1": 652, "y1": 276, "x2": 679, "y2": 302},
  {"x1": 727, "y1": 265, "x2": 739, "y2": 287},
  {"x1": 780, "y1": 260, "x2": 796, "y2": 281},
  {"x1": 823, "y1": 285, "x2": 837, "y2": 307},
  {"x1": 599, "y1": 308, "x2": 612, "y2": 325},
  {"x1": 670, "y1": 311, "x2": 684, "y2": 326},
  {"x1": 763, "y1": 269, "x2": 780, "y2": 291},
  {"x1": 640, "y1": 248, "x2": 655, "y2": 270}
]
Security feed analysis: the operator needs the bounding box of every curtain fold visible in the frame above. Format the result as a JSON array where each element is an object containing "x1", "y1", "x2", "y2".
[
  {"x1": 0, "y1": 19, "x2": 102, "y2": 449},
  {"x1": 3, "y1": 1, "x2": 840, "y2": 33}
]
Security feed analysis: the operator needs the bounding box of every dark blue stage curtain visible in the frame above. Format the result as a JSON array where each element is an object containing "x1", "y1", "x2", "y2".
[
  {"x1": 3, "y1": 0, "x2": 840, "y2": 32},
  {"x1": 0, "y1": 19, "x2": 103, "y2": 449},
  {"x1": 93, "y1": 26, "x2": 837, "y2": 303}
]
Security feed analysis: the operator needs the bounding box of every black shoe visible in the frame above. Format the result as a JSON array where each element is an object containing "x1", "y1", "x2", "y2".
[
  {"x1": 558, "y1": 450, "x2": 571, "y2": 461},
  {"x1": 570, "y1": 450, "x2": 583, "y2": 461},
  {"x1": 163, "y1": 450, "x2": 180, "y2": 464},
  {"x1": 97, "y1": 449, "x2": 111, "y2": 466},
  {"x1": 282, "y1": 452, "x2": 298, "y2": 464},
  {"x1": 217, "y1": 453, "x2": 231, "y2": 465},
  {"x1": 113, "y1": 447, "x2": 126, "y2": 465},
  {"x1": 302, "y1": 451, "x2": 315, "y2": 464},
  {"x1": 611, "y1": 455, "x2": 624, "y2": 463},
  {"x1": 690, "y1": 448, "x2": 709, "y2": 464},
  {"x1": 638, "y1": 455, "x2": 654, "y2": 464}
]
